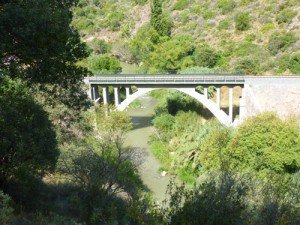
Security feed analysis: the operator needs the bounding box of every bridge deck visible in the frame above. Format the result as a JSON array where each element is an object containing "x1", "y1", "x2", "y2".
[
  {"x1": 86, "y1": 75, "x2": 246, "y2": 85},
  {"x1": 85, "y1": 75, "x2": 300, "y2": 85}
]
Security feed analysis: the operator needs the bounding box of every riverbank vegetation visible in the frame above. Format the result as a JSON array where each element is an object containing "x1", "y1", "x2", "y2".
[{"x1": 148, "y1": 89, "x2": 300, "y2": 223}]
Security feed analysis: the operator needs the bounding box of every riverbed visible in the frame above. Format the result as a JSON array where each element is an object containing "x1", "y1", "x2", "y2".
[{"x1": 123, "y1": 95, "x2": 171, "y2": 202}]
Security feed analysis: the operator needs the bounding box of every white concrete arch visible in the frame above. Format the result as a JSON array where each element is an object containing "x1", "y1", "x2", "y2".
[{"x1": 116, "y1": 87, "x2": 231, "y2": 126}]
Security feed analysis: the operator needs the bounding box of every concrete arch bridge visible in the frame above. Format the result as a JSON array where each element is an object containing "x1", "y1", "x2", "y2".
[{"x1": 84, "y1": 75, "x2": 300, "y2": 127}]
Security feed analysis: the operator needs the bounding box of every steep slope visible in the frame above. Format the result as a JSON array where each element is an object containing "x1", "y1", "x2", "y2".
[{"x1": 73, "y1": 0, "x2": 300, "y2": 74}]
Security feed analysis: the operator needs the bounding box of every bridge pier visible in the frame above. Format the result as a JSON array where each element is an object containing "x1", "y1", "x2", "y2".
[
  {"x1": 125, "y1": 87, "x2": 130, "y2": 99},
  {"x1": 102, "y1": 86, "x2": 109, "y2": 105},
  {"x1": 91, "y1": 85, "x2": 99, "y2": 101},
  {"x1": 239, "y1": 87, "x2": 246, "y2": 121},
  {"x1": 229, "y1": 87, "x2": 233, "y2": 123},
  {"x1": 114, "y1": 87, "x2": 121, "y2": 106},
  {"x1": 204, "y1": 87, "x2": 208, "y2": 98},
  {"x1": 216, "y1": 87, "x2": 221, "y2": 109}
]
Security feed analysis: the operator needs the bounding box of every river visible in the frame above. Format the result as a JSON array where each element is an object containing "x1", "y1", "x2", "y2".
[{"x1": 124, "y1": 95, "x2": 171, "y2": 202}]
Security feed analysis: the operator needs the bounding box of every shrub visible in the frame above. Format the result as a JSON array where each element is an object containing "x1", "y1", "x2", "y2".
[
  {"x1": 129, "y1": 24, "x2": 159, "y2": 63},
  {"x1": 193, "y1": 45, "x2": 221, "y2": 68},
  {"x1": 202, "y1": 10, "x2": 216, "y2": 19},
  {"x1": 153, "y1": 113, "x2": 175, "y2": 135},
  {"x1": 0, "y1": 78, "x2": 58, "y2": 187},
  {"x1": 133, "y1": 0, "x2": 148, "y2": 5},
  {"x1": 89, "y1": 39, "x2": 111, "y2": 54},
  {"x1": 277, "y1": 53, "x2": 300, "y2": 74},
  {"x1": 0, "y1": 191, "x2": 14, "y2": 225},
  {"x1": 88, "y1": 55, "x2": 122, "y2": 73},
  {"x1": 235, "y1": 12, "x2": 250, "y2": 31},
  {"x1": 234, "y1": 57, "x2": 260, "y2": 74},
  {"x1": 268, "y1": 32, "x2": 296, "y2": 55},
  {"x1": 276, "y1": 9, "x2": 297, "y2": 24},
  {"x1": 217, "y1": 0, "x2": 236, "y2": 14},
  {"x1": 151, "y1": 0, "x2": 173, "y2": 36},
  {"x1": 167, "y1": 172, "x2": 248, "y2": 225},
  {"x1": 173, "y1": 0, "x2": 189, "y2": 11},
  {"x1": 260, "y1": 22, "x2": 275, "y2": 34},
  {"x1": 217, "y1": 18, "x2": 230, "y2": 30},
  {"x1": 147, "y1": 35, "x2": 195, "y2": 72},
  {"x1": 166, "y1": 91, "x2": 203, "y2": 115},
  {"x1": 228, "y1": 113, "x2": 300, "y2": 175},
  {"x1": 105, "y1": 11, "x2": 125, "y2": 31}
]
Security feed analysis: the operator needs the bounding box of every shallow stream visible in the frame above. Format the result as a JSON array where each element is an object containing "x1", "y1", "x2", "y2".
[{"x1": 123, "y1": 95, "x2": 171, "y2": 202}]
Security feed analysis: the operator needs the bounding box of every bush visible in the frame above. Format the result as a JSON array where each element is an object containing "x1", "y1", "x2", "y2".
[
  {"x1": 153, "y1": 113, "x2": 175, "y2": 136},
  {"x1": 88, "y1": 39, "x2": 111, "y2": 54},
  {"x1": 277, "y1": 53, "x2": 300, "y2": 74},
  {"x1": 235, "y1": 12, "x2": 250, "y2": 31},
  {"x1": 217, "y1": 0, "x2": 236, "y2": 14},
  {"x1": 276, "y1": 9, "x2": 297, "y2": 24},
  {"x1": 217, "y1": 18, "x2": 231, "y2": 30},
  {"x1": 193, "y1": 45, "x2": 221, "y2": 68},
  {"x1": 235, "y1": 57, "x2": 260, "y2": 74},
  {"x1": 202, "y1": 10, "x2": 216, "y2": 19},
  {"x1": 147, "y1": 35, "x2": 195, "y2": 72},
  {"x1": 260, "y1": 22, "x2": 275, "y2": 34},
  {"x1": 151, "y1": 0, "x2": 173, "y2": 36},
  {"x1": 129, "y1": 24, "x2": 159, "y2": 63},
  {"x1": 133, "y1": 0, "x2": 148, "y2": 5},
  {"x1": 88, "y1": 55, "x2": 122, "y2": 73},
  {"x1": 167, "y1": 172, "x2": 248, "y2": 225},
  {"x1": 0, "y1": 191, "x2": 14, "y2": 225},
  {"x1": 0, "y1": 78, "x2": 58, "y2": 188},
  {"x1": 228, "y1": 113, "x2": 300, "y2": 175},
  {"x1": 268, "y1": 32, "x2": 296, "y2": 55},
  {"x1": 166, "y1": 91, "x2": 203, "y2": 115},
  {"x1": 173, "y1": 0, "x2": 189, "y2": 11},
  {"x1": 105, "y1": 11, "x2": 125, "y2": 31}
]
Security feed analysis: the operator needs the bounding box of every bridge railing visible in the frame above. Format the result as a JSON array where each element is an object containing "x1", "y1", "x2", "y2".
[{"x1": 86, "y1": 74, "x2": 246, "y2": 84}]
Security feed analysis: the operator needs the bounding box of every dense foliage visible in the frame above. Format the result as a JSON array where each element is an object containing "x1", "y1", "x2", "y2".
[
  {"x1": 150, "y1": 91, "x2": 300, "y2": 183},
  {"x1": 0, "y1": 0, "x2": 90, "y2": 109},
  {"x1": 0, "y1": 78, "x2": 58, "y2": 189}
]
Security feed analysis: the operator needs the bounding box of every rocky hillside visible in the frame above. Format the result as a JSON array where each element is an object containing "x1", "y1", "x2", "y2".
[{"x1": 72, "y1": 0, "x2": 300, "y2": 75}]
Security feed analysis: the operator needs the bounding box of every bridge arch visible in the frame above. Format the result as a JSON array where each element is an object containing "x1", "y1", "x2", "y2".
[{"x1": 117, "y1": 87, "x2": 231, "y2": 126}]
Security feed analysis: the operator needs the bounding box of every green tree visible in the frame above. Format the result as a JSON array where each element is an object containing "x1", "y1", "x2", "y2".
[
  {"x1": 147, "y1": 35, "x2": 195, "y2": 72},
  {"x1": 0, "y1": 77, "x2": 58, "y2": 188},
  {"x1": 150, "y1": 0, "x2": 172, "y2": 36},
  {"x1": 228, "y1": 113, "x2": 300, "y2": 175},
  {"x1": 193, "y1": 45, "x2": 221, "y2": 68},
  {"x1": 129, "y1": 24, "x2": 159, "y2": 63},
  {"x1": 88, "y1": 55, "x2": 122, "y2": 74},
  {"x1": 0, "y1": 0, "x2": 90, "y2": 110}
]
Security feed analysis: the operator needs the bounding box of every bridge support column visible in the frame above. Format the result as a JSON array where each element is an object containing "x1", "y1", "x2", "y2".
[
  {"x1": 204, "y1": 87, "x2": 208, "y2": 98},
  {"x1": 102, "y1": 86, "x2": 109, "y2": 105},
  {"x1": 239, "y1": 87, "x2": 246, "y2": 121},
  {"x1": 87, "y1": 84, "x2": 92, "y2": 99},
  {"x1": 229, "y1": 87, "x2": 233, "y2": 123},
  {"x1": 216, "y1": 87, "x2": 221, "y2": 108},
  {"x1": 92, "y1": 85, "x2": 99, "y2": 101},
  {"x1": 114, "y1": 87, "x2": 121, "y2": 106},
  {"x1": 125, "y1": 87, "x2": 130, "y2": 99}
]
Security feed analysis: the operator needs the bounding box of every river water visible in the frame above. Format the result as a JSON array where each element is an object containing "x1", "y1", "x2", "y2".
[{"x1": 123, "y1": 95, "x2": 171, "y2": 202}]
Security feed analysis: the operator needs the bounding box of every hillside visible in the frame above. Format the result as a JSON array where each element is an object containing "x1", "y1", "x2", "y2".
[{"x1": 72, "y1": 0, "x2": 300, "y2": 75}]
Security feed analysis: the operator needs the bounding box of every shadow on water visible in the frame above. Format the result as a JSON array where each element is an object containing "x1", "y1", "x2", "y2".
[{"x1": 131, "y1": 115, "x2": 154, "y2": 130}]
